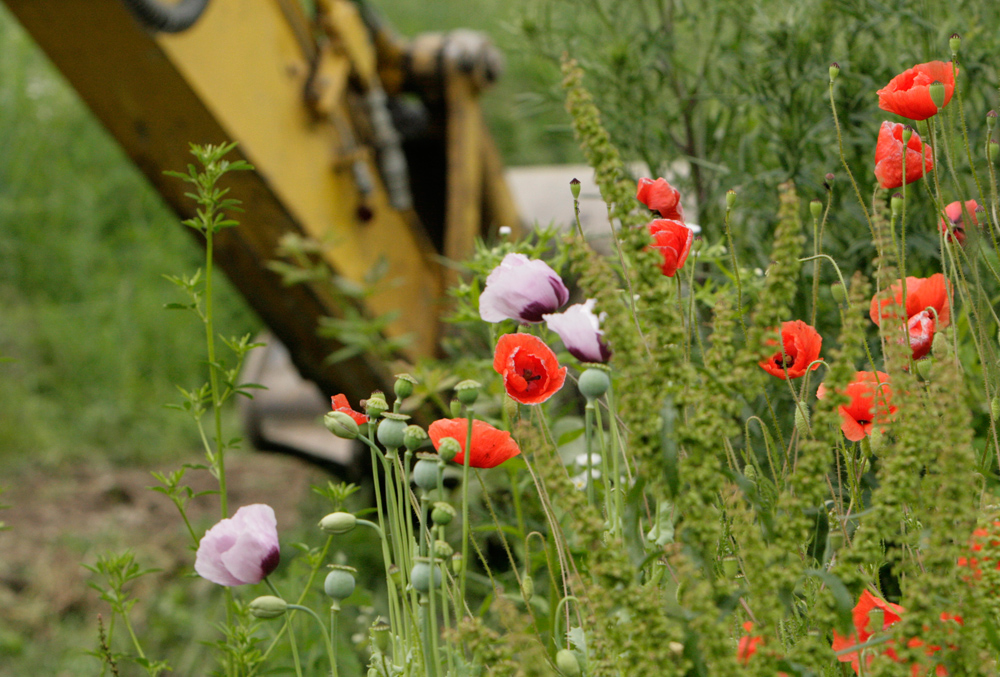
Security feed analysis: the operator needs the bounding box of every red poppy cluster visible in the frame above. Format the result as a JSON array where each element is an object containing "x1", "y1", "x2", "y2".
[
  {"x1": 636, "y1": 178, "x2": 694, "y2": 277},
  {"x1": 870, "y1": 274, "x2": 950, "y2": 361},
  {"x1": 759, "y1": 320, "x2": 823, "y2": 380},
  {"x1": 833, "y1": 590, "x2": 958, "y2": 676},
  {"x1": 957, "y1": 520, "x2": 1000, "y2": 582},
  {"x1": 817, "y1": 371, "x2": 897, "y2": 442}
]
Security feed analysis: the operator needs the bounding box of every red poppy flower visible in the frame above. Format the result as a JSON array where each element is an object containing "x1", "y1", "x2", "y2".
[
  {"x1": 493, "y1": 333, "x2": 567, "y2": 405},
  {"x1": 870, "y1": 274, "x2": 950, "y2": 360},
  {"x1": 737, "y1": 622, "x2": 763, "y2": 664},
  {"x1": 331, "y1": 394, "x2": 368, "y2": 426},
  {"x1": 874, "y1": 121, "x2": 934, "y2": 189},
  {"x1": 832, "y1": 590, "x2": 905, "y2": 673},
  {"x1": 647, "y1": 219, "x2": 693, "y2": 277},
  {"x1": 636, "y1": 177, "x2": 684, "y2": 222},
  {"x1": 428, "y1": 418, "x2": 521, "y2": 469},
  {"x1": 939, "y1": 199, "x2": 980, "y2": 245},
  {"x1": 817, "y1": 371, "x2": 896, "y2": 442},
  {"x1": 878, "y1": 61, "x2": 956, "y2": 121},
  {"x1": 759, "y1": 320, "x2": 823, "y2": 379}
]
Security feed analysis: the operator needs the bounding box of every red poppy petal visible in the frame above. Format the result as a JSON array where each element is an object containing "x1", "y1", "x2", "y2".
[{"x1": 429, "y1": 419, "x2": 522, "y2": 469}]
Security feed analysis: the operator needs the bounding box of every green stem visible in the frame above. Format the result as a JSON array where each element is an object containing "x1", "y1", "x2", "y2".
[
  {"x1": 459, "y1": 410, "x2": 474, "y2": 606},
  {"x1": 286, "y1": 604, "x2": 336, "y2": 677}
]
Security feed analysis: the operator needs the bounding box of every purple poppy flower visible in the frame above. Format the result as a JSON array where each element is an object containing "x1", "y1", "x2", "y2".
[
  {"x1": 543, "y1": 299, "x2": 612, "y2": 363},
  {"x1": 195, "y1": 504, "x2": 280, "y2": 586},
  {"x1": 479, "y1": 253, "x2": 569, "y2": 323}
]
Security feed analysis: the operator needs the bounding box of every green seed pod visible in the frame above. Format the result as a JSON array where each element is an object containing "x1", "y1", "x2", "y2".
[
  {"x1": 455, "y1": 379, "x2": 481, "y2": 406},
  {"x1": 933, "y1": 331, "x2": 949, "y2": 356},
  {"x1": 570, "y1": 178, "x2": 581, "y2": 199},
  {"x1": 916, "y1": 358, "x2": 933, "y2": 381},
  {"x1": 555, "y1": 649, "x2": 582, "y2": 677},
  {"x1": 809, "y1": 199, "x2": 822, "y2": 219},
  {"x1": 377, "y1": 416, "x2": 408, "y2": 449},
  {"x1": 431, "y1": 501, "x2": 456, "y2": 525},
  {"x1": 901, "y1": 126, "x2": 914, "y2": 145},
  {"x1": 578, "y1": 367, "x2": 611, "y2": 401},
  {"x1": 929, "y1": 81, "x2": 946, "y2": 110},
  {"x1": 319, "y1": 511, "x2": 358, "y2": 534},
  {"x1": 830, "y1": 282, "x2": 848, "y2": 305},
  {"x1": 394, "y1": 373, "x2": 417, "y2": 400},
  {"x1": 890, "y1": 193, "x2": 903, "y2": 218},
  {"x1": 365, "y1": 392, "x2": 388, "y2": 419},
  {"x1": 437, "y1": 437, "x2": 461, "y2": 463},
  {"x1": 410, "y1": 560, "x2": 442, "y2": 593},
  {"x1": 829, "y1": 62, "x2": 840, "y2": 82},
  {"x1": 324, "y1": 565, "x2": 357, "y2": 601},
  {"x1": 991, "y1": 140, "x2": 1000, "y2": 164},
  {"x1": 413, "y1": 458, "x2": 440, "y2": 491},
  {"x1": 521, "y1": 574, "x2": 534, "y2": 601},
  {"x1": 988, "y1": 110, "x2": 997, "y2": 131},
  {"x1": 794, "y1": 405, "x2": 811, "y2": 438},
  {"x1": 991, "y1": 397, "x2": 1000, "y2": 421},
  {"x1": 949, "y1": 33, "x2": 961, "y2": 55},
  {"x1": 433, "y1": 539, "x2": 453, "y2": 558},
  {"x1": 249, "y1": 595, "x2": 288, "y2": 619},
  {"x1": 450, "y1": 399, "x2": 462, "y2": 418},
  {"x1": 388, "y1": 564, "x2": 402, "y2": 588},
  {"x1": 371, "y1": 618, "x2": 391, "y2": 653},
  {"x1": 868, "y1": 428, "x2": 885, "y2": 456},
  {"x1": 725, "y1": 189, "x2": 737, "y2": 209},
  {"x1": 403, "y1": 424, "x2": 428, "y2": 452},
  {"x1": 324, "y1": 411, "x2": 359, "y2": 440},
  {"x1": 451, "y1": 552, "x2": 463, "y2": 575}
]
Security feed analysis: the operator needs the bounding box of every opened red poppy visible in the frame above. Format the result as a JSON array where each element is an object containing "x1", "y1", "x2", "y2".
[
  {"x1": 428, "y1": 418, "x2": 521, "y2": 469},
  {"x1": 493, "y1": 333, "x2": 567, "y2": 405},
  {"x1": 647, "y1": 219, "x2": 693, "y2": 277},
  {"x1": 874, "y1": 121, "x2": 934, "y2": 189},
  {"x1": 759, "y1": 320, "x2": 823, "y2": 379},
  {"x1": 878, "y1": 61, "x2": 956, "y2": 121},
  {"x1": 817, "y1": 371, "x2": 896, "y2": 442},
  {"x1": 636, "y1": 177, "x2": 684, "y2": 221},
  {"x1": 939, "y1": 199, "x2": 979, "y2": 245},
  {"x1": 331, "y1": 394, "x2": 368, "y2": 426},
  {"x1": 832, "y1": 590, "x2": 905, "y2": 674},
  {"x1": 870, "y1": 274, "x2": 950, "y2": 360}
]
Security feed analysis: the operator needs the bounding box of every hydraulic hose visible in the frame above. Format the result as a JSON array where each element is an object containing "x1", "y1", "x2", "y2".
[{"x1": 119, "y1": 0, "x2": 211, "y2": 33}]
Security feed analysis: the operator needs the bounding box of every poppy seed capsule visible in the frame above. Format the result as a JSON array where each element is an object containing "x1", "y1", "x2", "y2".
[
  {"x1": 394, "y1": 373, "x2": 417, "y2": 400},
  {"x1": 451, "y1": 552, "x2": 463, "y2": 574},
  {"x1": 324, "y1": 411, "x2": 359, "y2": 440},
  {"x1": 555, "y1": 649, "x2": 582, "y2": 677},
  {"x1": 432, "y1": 502, "x2": 456, "y2": 525},
  {"x1": 578, "y1": 368, "x2": 611, "y2": 401},
  {"x1": 829, "y1": 62, "x2": 840, "y2": 82},
  {"x1": 570, "y1": 178, "x2": 581, "y2": 199},
  {"x1": 988, "y1": 110, "x2": 997, "y2": 131},
  {"x1": 725, "y1": 189, "x2": 737, "y2": 209},
  {"x1": 916, "y1": 358, "x2": 933, "y2": 381},
  {"x1": 377, "y1": 416, "x2": 408, "y2": 448},
  {"x1": 403, "y1": 424, "x2": 428, "y2": 452},
  {"x1": 809, "y1": 199, "x2": 822, "y2": 219},
  {"x1": 412, "y1": 458, "x2": 440, "y2": 491},
  {"x1": 950, "y1": 33, "x2": 961, "y2": 55},
  {"x1": 410, "y1": 561, "x2": 442, "y2": 593},
  {"x1": 433, "y1": 539, "x2": 453, "y2": 558},
  {"x1": 901, "y1": 126, "x2": 914, "y2": 145},
  {"x1": 365, "y1": 392, "x2": 388, "y2": 418},
  {"x1": 455, "y1": 379, "x2": 481, "y2": 406},
  {"x1": 371, "y1": 618, "x2": 391, "y2": 653},
  {"x1": 324, "y1": 565, "x2": 357, "y2": 600},
  {"x1": 319, "y1": 511, "x2": 357, "y2": 534},
  {"x1": 450, "y1": 399, "x2": 462, "y2": 418},
  {"x1": 890, "y1": 193, "x2": 903, "y2": 217},
  {"x1": 249, "y1": 595, "x2": 288, "y2": 619},
  {"x1": 929, "y1": 81, "x2": 946, "y2": 110},
  {"x1": 437, "y1": 437, "x2": 461, "y2": 463}
]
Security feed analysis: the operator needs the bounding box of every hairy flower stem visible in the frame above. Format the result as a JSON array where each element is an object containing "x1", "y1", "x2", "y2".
[
  {"x1": 584, "y1": 402, "x2": 597, "y2": 506},
  {"x1": 459, "y1": 409, "x2": 474, "y2": 606},
  {"x1": 724, "y1": 203, "x2": 747, "y2": 340}
]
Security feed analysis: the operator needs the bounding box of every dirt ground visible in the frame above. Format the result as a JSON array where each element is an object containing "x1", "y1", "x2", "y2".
[{"x1": 0, "y1": 451, "x2": 331, "y2": 639}]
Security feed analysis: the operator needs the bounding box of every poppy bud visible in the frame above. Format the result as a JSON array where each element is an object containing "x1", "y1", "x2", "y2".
[
  {"x1": 412, "y1": 458, "x2": 440, "y2": 491},
  {"x1": 794, "y1": 405, "x2": 811, "y2": 438},
  {"x1": 992, "y1": 396, "x2": 1000, "y2": 421},
  {"x1": 578, "y1": 367, "x2": 611, "y2": 401},
  {"x1": 432, "y1": 502, "x2": 456, "y2": 525},
  {"x1": 570, "y1": 178, "x2": 581, "y2": 199},
  {"x1": 933, "y1": 331, "x2": 949, "y2": 355},
  {"x1": 249, "y1": 595, "x2": 288, "y2": 619},
  {"x1": 991, "y1": 140, "x2": 999, "y2": 164},
  {"x1": 455, "y1": 379, "x2": 481, "y2": 406},
  {"x1": 829, "y1": 62, "x2": 840, "y2": 82},
  {"x1": 437, "y1": 436, "x2": 461, "y2": 463},
  {"x1": 810, "y1": 199, "x2": 822, "y2": 219},
  {"x1": 929, "y1": 81, "x2": 946, "y2": 110},
  {"x1": 377, "y1": 414, "x2": 409, "y2": 449},
  {"x1": 365, "y1": 391, "x2": 388, "y2": 419},
  {"x1": 901, "y1": 125, "x2": 914, "y2": 145},
  {"x1": 451, "y1": 552, "x2": 463, "y2": 574},
  {"x1": 433, "y1": 539, "x2": 453, "y2": 558},
  {"x1": 324, "y1": 411, "x2": 359, "y2": 440},
  {"x1": 726, "y1": 189, "x2": 737, "y2": 209},
  {"x1": 831, "y1": 282, "x2": 848, "y2": 305},
  {"x1": 890, "y1": 193, "x2": 903, "y2": 217},
  {"x1": 394, "y1": 373, "x2": 417, "y2": 400},
  {"x1": 988, "y1": 110, "x2": 997, "y2": 131},
  {"x1": 450, "y1": 398, "x2": 462, "y2": 418},
  {"x1": 556, "y1": 649, "x2": 583, "y2": 677},
  {"x1": 503, "y1": 393, "x2": 519, "y2": 421},
  {"x1": 404, "y1": 424, "x2": 428, "y2": 452},
  {"x1": 324, "y1": 565, "x2": 357, "y2": 601},
  {"x1": 916, "y1": 357, "x2": 933, "y2": 380},
  {"x1": 319, "y1": 511, "x2": 358, "y2": 534},
  {"x1": 868, "y1": 428, "x2": 885, "y2": 455},
  {"x1": 950, "y1": 33, "x2": 961, "y2": 55},
  {"x1": 521, "y1": 574, "x2": 534, "y2": 601}
]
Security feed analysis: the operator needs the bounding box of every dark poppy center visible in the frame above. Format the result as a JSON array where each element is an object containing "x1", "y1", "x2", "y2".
[{"x1": 856, "y1": 419, "x2": 870, "y2": 426}]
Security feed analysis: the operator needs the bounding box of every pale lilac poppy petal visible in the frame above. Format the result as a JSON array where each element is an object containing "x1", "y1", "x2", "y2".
[
  {"x1": 543, "y1": 299, "x2": 612, "y2": 363},
  {"x1": 479, "y1": 253, "x2": 569, "y2": 323},
  {"x1": 194, "y1": 504, "x2": 280, "y2": 587}
]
